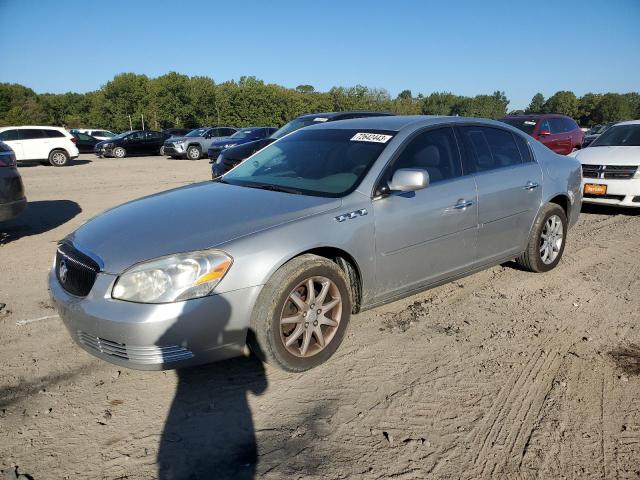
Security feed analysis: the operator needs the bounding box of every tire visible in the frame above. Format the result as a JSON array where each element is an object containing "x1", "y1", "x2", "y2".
[
  {"x1": 113, "y1": 147, "x2": 126, "y2": 158},
  {"x1": 49, "y1": 149, "x2": 69, "y2": 167},
  {"x1": 516, "y1": 203, "x2": 567, "y2": 273},
  {"x1": 159, "y1": 146, "x2": 165, "y2": 156},
  {"x1": 248, "y1": 254, "x2": 352, "y2": 372},
  {"x1": 187, "y1": 145, "x2": 201, "y2": 160}
]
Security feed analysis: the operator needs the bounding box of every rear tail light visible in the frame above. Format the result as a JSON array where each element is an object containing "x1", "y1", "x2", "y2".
[
  {"x1": 70, "y1": 137, "x2": 77, "y2": 144},
  {"x1": 0, "y1": 154, "x2": 16, "y2": 168}
]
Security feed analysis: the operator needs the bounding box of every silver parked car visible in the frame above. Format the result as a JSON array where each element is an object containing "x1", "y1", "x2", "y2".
[
  {"x1": 49, "y1": 116, "x2": 582, "y2": 372},
  {"x1": 162, "y1": 127, "x2": 238, "y2": 160}
]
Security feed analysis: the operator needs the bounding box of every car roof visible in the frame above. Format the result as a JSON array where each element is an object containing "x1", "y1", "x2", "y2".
[
  {"x1": 501, "y1": 113, "x2": 571, "y2": 119},
  {"x1": 613, "y1": 120, "x2": 640, "y2": 126},
  {"x1": 296, "y1": 111, "x2": 394, "y2": 121},
  {"x1": 0, "y1": 125, "x2": 67, "y2": 130},
  {"x1": 305, "y1": 115, "x2": 526, "y2": 133}
]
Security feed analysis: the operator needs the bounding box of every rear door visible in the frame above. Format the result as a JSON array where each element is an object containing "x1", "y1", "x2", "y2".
[
  {"x1": 549, "y1": 118, "x2": 571, "y2": 154},
  {"x1": 20, "y1": 129, "x2": 49, "y2": 160},
  {"x1": 0, "y1": 129, "x2": 24, "y2": 159},
  {"x1": 456, "y1": 125, "x2": 542, "y2": 263},
  {"x1": 126, "y1": 131, "x2": 145, "y2": 154},
  {"x1": 144, "y1": 131, "x2": 164, "y2": 154},
  {"x1": 373, "y1": 126, "x2": 478, "y2": 299}
]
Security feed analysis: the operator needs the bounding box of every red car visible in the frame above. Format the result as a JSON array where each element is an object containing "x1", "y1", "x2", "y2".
[{"x1": 500, "y1": 114, "x2": 584, "y2": 155}]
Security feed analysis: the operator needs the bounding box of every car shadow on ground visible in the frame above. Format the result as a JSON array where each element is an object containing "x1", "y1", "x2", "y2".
[
  {"x1": 17, "y1": 159, "x2": 92, "y2": 168},
  {"x1": 0, "y1": 200, "x2": 81, "y2": 245},
  {"x1": 156, "y1": 294, "x2": 267, "y2": 480},
  {"x1": 580, "y1": 203, "x2": 640, "y2": 216}
]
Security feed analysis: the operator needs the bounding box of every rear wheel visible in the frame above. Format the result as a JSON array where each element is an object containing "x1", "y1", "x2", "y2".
[
  {"x1": 248, "y1": 254, "x2": 351, "y2": 372},
  {"x1": 159, "y1": 146, "x2": 166, "y2": 156},
  {"x1": 516, "y1": 203, "x2": 567, "y2": 273},
  {"x1": 187, "y1": 145, "x2": 201, "y2": 160},
  {"x1": 49, "y1": 149, "x2": 68, "y2": 166}
]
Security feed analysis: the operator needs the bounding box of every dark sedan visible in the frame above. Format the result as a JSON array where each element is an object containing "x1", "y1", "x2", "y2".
[
  {"x1": 206, "y1": 127, "x2": 277, "y2": 163},
  {"x1": 71, "y1": 131, "x2": 101, "y2": 153},
  {"x1": 95, "y1": 130, "x2": 171, "y2": 158},
  {"x1": 0, "y1": 142, "x2": 26, "y2": 221},
  {"x1": 210, "y1": 111, "x2": 394, "y2": 177}
]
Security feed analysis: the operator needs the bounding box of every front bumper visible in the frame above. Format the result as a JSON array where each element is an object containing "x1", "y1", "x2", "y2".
[
  {"x1": 49, "y1": 269, "x2": 262, "y2": 370},
  {"x1": 581, "y1": 178, "x2": 640, "y2": 208},
  {"x1": 163, "y1": 144, "x2": 187, "y2": 158},
  {"x1": 0, "y1": 197, "x2": 27, "y2": 221}
]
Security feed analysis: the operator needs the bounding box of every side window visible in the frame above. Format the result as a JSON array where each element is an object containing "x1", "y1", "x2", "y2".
[
  {"x1": 0, "y1": 129, "x2": 20, "y2": 141},
  {"x1": 20, "y1": 129, "x2": 46, "y2": 140},
  {"x1": 538, "y1": 120, "x2": 551, "y2": 133},
  {"x1": 563, "y1": 118, "x2": 578, "y2": 132},
  {"x1": 223, "y1": 128, "x2": 236, "y2": 136},
  {"x1": 513, "y1": 134, "x2": 533, "y2": 163},
  {"x1": 44, "y1": 129, "x2": 65, "y2": 138},
  {"x1": 129, "y1": 132, "x2": 143, "y2": 141},
  {"x1": 389, "y1": 127, "x2": 462, "y2": 184},
  {"x1": 458, "y1": 126, "x2": 522, "y2": 173},
  {"x1": 549, "y1": 118, "x2": 565, "y2": 134}
]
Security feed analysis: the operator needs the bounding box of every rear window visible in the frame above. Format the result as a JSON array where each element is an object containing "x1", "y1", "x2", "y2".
[
  {"x1": 0, "y1": 129, "x2": 20, "y2": 141},
  {"x1": 499, "y1": 118, "x2": 538, "y2": 135},
  {"x1": 44, "y1": 129, "x2": 65, "y2": 138}
]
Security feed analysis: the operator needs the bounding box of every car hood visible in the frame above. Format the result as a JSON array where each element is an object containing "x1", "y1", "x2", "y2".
[
  {"x1": 572, "y1": 146, "x2": 640, "y2": 165},
  {"x1": 66, "y1": 182, "x2": 341, "y2": 274},
  {"x1": 211, "y1": 137, "x2": 256, "y2": 148}
]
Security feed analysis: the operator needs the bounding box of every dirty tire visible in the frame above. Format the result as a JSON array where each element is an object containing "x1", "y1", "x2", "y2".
[
  {"x1": 187, "y1": 145, "x2": 201, "y2": 160},
  {"x1": 248, "y1": 254, "x2": 352, "y2": 372},
  {"x1": 516, "y1": 203, "x2": 567, "y2": 273},
  {"x1": 113, "y1": 147, "x2": 126, "y2": 158},
  {"x1": 48, "y1": 149, "x2": 68, "y2": 166}
]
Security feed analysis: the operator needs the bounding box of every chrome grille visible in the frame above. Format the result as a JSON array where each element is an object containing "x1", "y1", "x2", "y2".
[
  {"x1": 77, "y1": 331, "x2": 194, "y2": 364},
  {"x1": 56, "y1": 243, "x2": 100, "y2": 297},
  {"x1": 582, "y1": 164, "x2": 638, "y2": 180}
]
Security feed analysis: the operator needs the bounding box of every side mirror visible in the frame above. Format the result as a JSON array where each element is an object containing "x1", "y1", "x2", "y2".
[
  {"x1": 387, "y1": 168, "x2": 430, "y2": 193},
  {"x1": 538, "y1": 130, "x2": 551, "y2": 136}
]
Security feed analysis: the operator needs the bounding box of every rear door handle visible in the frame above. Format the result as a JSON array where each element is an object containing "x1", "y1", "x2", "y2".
[
  {"x1": 453, "y1": 199, "x2": 474, "y2": 209},
  {"x1": 524, "y1": 181, "x2": 539, "y2": 190}
]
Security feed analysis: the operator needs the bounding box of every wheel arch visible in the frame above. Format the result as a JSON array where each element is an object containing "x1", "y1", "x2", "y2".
[
  {"x1": 273, "y1": 246, "x2": 363, "y2": 314},
  {"x1": 49, "y1": 147, "x2": 69, "y2": 158},
  {"x1": 547, "y1": 193, "x2": 570, "y2": 218}
]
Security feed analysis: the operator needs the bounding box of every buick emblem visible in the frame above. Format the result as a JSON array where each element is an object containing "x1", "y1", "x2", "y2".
[{"x1": 59, "y1": 259, "x2": 69, "y2": 284}]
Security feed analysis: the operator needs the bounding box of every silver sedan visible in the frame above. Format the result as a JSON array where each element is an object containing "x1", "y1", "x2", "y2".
[{"x1": 49, "y1": 116, "x2": 582, "y2": 372}]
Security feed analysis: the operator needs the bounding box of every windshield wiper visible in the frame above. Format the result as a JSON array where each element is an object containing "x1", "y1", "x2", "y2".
[{"x1": 240, "y1": 182, "x2": 303, "y2": 195}]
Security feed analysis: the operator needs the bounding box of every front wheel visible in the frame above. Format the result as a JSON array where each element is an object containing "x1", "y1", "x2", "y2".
[
  {"x1": 49, "y1": 149, "x2": 69, "y2": 166},
  {"x1": 159, "y1": 146, "x2": 166, "y2": 156},
  {"x1": 516, "y1": 203, "x2": 567, "y2": 273},
  {"x1": 248, "y1": 254, "x2": 352, "y2": 372},
  {"x1": 187, "y1": 145, "x2": 201, "y2": 160},
  {"x1": 113, "y1": 147, "x2": 126, "y2": 158}
]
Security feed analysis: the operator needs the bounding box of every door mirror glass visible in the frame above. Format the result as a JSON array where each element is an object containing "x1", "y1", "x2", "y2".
[{"x1": 388, "y1": 168, "x2": 430, "y2": 192}]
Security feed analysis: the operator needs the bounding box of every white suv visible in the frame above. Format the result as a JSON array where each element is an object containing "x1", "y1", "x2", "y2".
[
  {"x1": 0, "y1": 126, "x2": 79, "y2": 166},
  {"x1": 74, "y1": 129, "x2": 116, "y2": 141}
]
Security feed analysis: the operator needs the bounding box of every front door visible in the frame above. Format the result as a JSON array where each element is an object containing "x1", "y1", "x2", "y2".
[
  {"x1": 456, "y1": 125, "x2": 543, "y2": 263},
  {"x1": 373, "y1": 126, "x2": 478, "y2": 300}
]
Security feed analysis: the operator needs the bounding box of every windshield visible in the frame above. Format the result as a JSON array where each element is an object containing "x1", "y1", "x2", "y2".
[
  {"x1": 111, "y1": 131, "x2": 131, "y2": 140},
  {"x1": 590, "y1": 124, "x2": 640, "y2": 147},
  {"x1": 500, "y1": 118, "x2": 538, "y2": 135},
  {"x1": 223, "y1": 128, "x2": 394, "y2": 197},
  {"x1": 184, "y1": 128, "x2": 209, "y2": 137},
  {"x1": 588, "y1": 124, "x2": 611, "y2": 136},
  {"x1": 230, "y1": 128, "x2": 258, "y2": 139},
  {"x1": 271, "y1": 117, "x2": 327, "y2": 139}
]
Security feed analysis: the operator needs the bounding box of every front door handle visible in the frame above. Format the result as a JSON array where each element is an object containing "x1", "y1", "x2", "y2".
[
  {"x1": 453, "y1": 199, "x2": 474, "y2": 209},
  {"x1": 524, "y1": 181, "x2": 539, "y2": 190}
]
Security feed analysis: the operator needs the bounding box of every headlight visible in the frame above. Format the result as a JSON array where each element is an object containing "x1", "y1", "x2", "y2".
[
  {"x1": 112, "y1": 250, "x2": 232, "y2": 303},
  {"x1": 224, "y1": 143, "x2": 236, "y2": 148},
  {"x1": 634, "y1": 168, "x2": 640, "y2": 179},
  {"x1": 216, "y1": 154, "x2": 223, "y2": 165},
  {"x1": 102, "y1": 143, "x2": 112, "y2": 148}
]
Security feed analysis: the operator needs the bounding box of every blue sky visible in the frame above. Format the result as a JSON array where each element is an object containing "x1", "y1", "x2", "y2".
[{"x1": 0, "y1": 0, "x2": 638, "y2": 109}]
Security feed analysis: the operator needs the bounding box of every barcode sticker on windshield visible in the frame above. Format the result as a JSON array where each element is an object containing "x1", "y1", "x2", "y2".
[
  {"x1": 350, "y1": 132, "x2": 393, "y2": 143},
  {"x1": 313, "y1": 117, "x2": 329, "y2": 122}
]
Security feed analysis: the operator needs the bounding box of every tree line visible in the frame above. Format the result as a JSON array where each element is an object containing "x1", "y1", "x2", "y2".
[{"x1": 0, "y1": 72, "x2": 637, "y2": 131}]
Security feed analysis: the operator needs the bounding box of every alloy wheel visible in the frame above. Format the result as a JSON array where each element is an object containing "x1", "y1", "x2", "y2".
[
  {"x1": 279, "y1": 276, "x2": 342, "y2": 357},
  {"x1": 539, "y1": 214, "x2": 563, "y2": 265},
  {"x1": 51, "y1": 152, "x2": 67, "y2": 165}
]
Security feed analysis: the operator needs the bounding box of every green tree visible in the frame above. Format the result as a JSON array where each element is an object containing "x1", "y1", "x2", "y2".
[
  {"x1": 295, "y1": 84, "x2": 315, "y2": 94},
  {"x1": 543, "y1": 91, "x2": 579, "y2": 117},
  {"x1": 527, "y1": 93, "x2": 545, "y2": 113}
]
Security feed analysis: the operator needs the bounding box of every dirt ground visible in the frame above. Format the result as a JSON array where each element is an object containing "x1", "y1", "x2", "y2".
[{"x1": 1, "y1": 155, "x2": 639, "y2": 480}]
